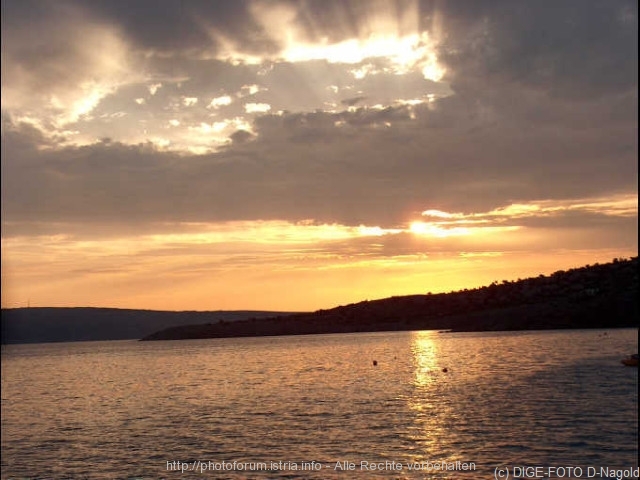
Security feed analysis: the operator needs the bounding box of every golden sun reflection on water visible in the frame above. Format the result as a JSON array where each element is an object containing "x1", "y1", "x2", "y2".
[
  {"x1": 405, "y1": 331, "x2": 480, "y2": 468},
  {"x1": 411, "y1": 331, "x2": 441, "y2": 389},
  {"x1": 405, "y1": 331, "x2": 451, "y2": 462}
]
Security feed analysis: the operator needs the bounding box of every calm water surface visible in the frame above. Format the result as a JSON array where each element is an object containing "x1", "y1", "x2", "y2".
[{"x1": 2, "y1": 329, "x2": 638, "y2": 479}]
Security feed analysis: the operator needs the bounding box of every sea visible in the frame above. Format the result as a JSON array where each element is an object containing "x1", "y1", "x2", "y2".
[{"x1": 1, "y1": 329, "x2": 638, "y2": 479}]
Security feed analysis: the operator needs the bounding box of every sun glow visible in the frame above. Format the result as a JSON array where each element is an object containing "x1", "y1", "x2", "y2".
[
  {"x1": 209, "y1": 1, "x2": 446, "y2": 81},
  {"x1": 410, "y1": 221, "x2": 471, "y2": 238},
  {"x1": 3, "y1": 212, "x2": 636, "y2": 311},
  {"x1": 281, "y1": 32, "x2": 445, "y2": 80},
  {"x1": 54, "y1": 82, "x2": 114, "y2": 125},
  {"x1": 421, "y1": 209, "x2": 462, "y2": 219},
  {"x1": 409, "y1": 196, "x2": 639, "y2": 243},
  {"x1": 419, "y1": 194, "x2": 638, "y2": 223}
]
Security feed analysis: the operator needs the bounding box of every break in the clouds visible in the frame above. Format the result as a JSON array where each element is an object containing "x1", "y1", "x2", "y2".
[{"x1": 1, "y1": 0, "x2": 637, "y2": 310}]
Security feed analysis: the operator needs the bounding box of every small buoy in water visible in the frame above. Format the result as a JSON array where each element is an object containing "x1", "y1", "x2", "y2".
[
  {"x1": 442, "y1": 367, "x2": 448, "y2": 373},
  {"x1": 373, "y1": 360, "x2": 378, "y2": 366}
]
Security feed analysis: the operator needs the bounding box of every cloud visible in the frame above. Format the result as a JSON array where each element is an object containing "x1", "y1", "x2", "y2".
[
  {"x1": 208, "y1": 95, "x2": 233, "y2": 108},
  {"x1": 244, "y1": 103, "x2": 271, "y2": 113},
  {"x1": 2, "y1": 87, "x2": 636, "y2": 233},
  {"x1": 229, "y1": 129, "x2": 253, "y2": 144},
  {"x1": 435, "y1": 0, "x2": 637, "y2": 99},
  {"x1": 1, "y1": 1, "x2": 137, "y2": 132},
  {"x1": 80, "y1": 0, "x2": 256, "y2": 54},
  {"x1": 340, "y1": 95, "x2": 367, "y2": 107}
]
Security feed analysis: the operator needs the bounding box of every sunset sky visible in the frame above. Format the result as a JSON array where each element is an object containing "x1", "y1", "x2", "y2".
[{"x1": 1, "y1": 0, "x2": 637, "y2": 312}]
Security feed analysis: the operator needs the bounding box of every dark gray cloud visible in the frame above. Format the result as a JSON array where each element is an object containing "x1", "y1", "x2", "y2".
[
  {"x1": 434, "y1": 0, "x2": 638, "y2": 98},
  {"x1": 229, "y1": 129, "x2": 253, "y2": 144},
  {"x1": 82, "y1": 0, "x2": 234, "y2": 52},
  {"x1": 341, "y1": 96, "x2": 367, "y2": 107},
  {"x1": 70, "y1": 0, "x2": 274, "y2": 55}
]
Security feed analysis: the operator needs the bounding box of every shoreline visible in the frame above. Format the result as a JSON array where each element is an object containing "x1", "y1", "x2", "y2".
[{"x1": 142, "y1": 258, "x2": 638, "y2": 341}]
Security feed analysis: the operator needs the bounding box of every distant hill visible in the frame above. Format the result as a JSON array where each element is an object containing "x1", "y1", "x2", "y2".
[
  {"x1": 0, "y1": 308, "x2": 295, "y2": 344},
  {"x1": 142, "y1": 257, "x2": 639, "y2": 341}
]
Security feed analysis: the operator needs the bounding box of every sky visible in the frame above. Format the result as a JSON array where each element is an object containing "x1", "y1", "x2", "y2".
[{"x1": 1, "y1": 0, "x2": 637, "y2": 312}]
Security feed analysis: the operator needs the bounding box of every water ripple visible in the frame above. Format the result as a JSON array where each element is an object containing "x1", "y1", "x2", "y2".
[{"x1": 2, "y1": 330, "x2": 637, "y2": 479}]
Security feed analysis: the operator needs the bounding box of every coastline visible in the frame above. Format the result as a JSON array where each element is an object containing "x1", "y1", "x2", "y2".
[{"x1": 141, "y1": 257, "x2": 638, "y2": 341}]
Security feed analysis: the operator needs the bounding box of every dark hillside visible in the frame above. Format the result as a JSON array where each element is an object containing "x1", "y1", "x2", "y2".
[
  {"x1": 142, "y1": 257, "x2": 639, "y2": 341},
  {"x1": 1, "y1": 308, "x2": 294, "y2": 344}
]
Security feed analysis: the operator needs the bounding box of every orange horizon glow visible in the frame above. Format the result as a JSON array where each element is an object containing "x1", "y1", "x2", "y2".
[
  {"x1": 2, "y1": 250, "x2": 635, "y2": 312},
  {"x1": 2, "y1": 195, "x2": 636, "y2": 312}
]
